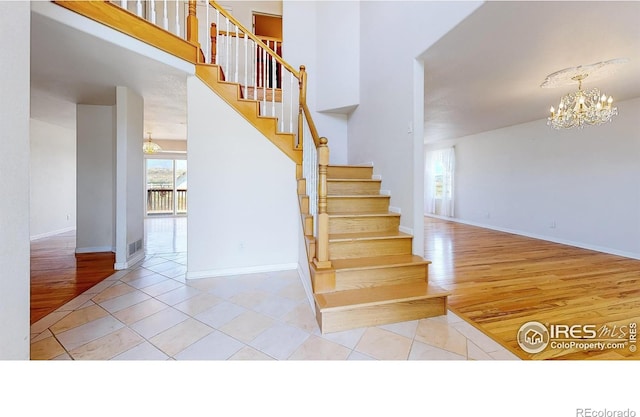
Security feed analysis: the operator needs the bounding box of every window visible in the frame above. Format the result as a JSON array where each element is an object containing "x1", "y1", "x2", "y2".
[{"x1": 425, "y1": 147, "x2": 455, "y2": 217}]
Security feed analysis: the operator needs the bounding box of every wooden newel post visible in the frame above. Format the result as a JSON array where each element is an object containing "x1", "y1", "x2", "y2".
[
  {"x1": 210, "y1": 23, "x2": 217, "y2": 64},
  {"x1": 187, "y1": 0, "x2": 199, "y2": 46},
  {"x1": 314, "y1": 137, "x2": 332, "y2": 269}
]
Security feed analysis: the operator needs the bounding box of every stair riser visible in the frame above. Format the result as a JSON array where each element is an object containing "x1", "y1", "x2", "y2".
[
  {"x1": 317, "y1": 297, "x2": 447, "y2": 333},
  {"x1": 327, "y1": 181, "x2": 381, "y2": 196},
  {"x1": 327, "y1": 197, "x2": 390, "y2": 214},
  {"x1": 329, "y1": 238, "x2": 412, "y2": 260},
  {"x1": 335, "y1": 264, "x2": 428, "y2": 292},
  {"x1": 327, "y1": 166, "x2": 373, "y2": 179},
  {"x1": 329, "y1": 216, "x2": 400, "y2": 234}
]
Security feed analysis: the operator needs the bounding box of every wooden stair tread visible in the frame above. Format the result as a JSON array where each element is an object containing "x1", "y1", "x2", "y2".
[
  {"x1": 327, "y1": 195, "x2": 388, "y2": 199},
  {"x1": 330, "y1": 255, "x2": 431, "y2": 271},
  {"x1": 315, "y1": 283, "x2": 450, "y2": 312},
  {"x1": 327, "y1": 179, "x2": 380, "y2": 183},
  {"x1": 329, "y1": 231, "x2": 412, "y2": 241},
  {"x1": 329, "y1": 212, "x2": 400, "y2": 218}
]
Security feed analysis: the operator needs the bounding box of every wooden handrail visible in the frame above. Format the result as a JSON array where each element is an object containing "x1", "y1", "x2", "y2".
[
  {"x1": 209, "y1": 0, "x2": 299, "y2": 79},
  {"x1": 298, "y1": 66, "x2": 321, "y2": 149}
]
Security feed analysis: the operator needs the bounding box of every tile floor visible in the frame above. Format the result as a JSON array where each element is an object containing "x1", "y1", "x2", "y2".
[{"x1": 29, "y1": 217, "x2": 519, "y2": 361}]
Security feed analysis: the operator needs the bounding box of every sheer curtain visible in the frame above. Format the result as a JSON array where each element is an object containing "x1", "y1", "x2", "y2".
[{"x1": 424, "y1": 147, "x2": 455, "y2": 217}]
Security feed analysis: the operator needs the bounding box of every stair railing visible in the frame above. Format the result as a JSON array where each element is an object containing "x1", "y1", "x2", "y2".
[{"x1": 104, "y1": 0, "x2": 331, "y2": 268}]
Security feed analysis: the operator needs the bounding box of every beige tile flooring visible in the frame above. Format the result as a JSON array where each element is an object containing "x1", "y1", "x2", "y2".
[{"x1": 30, "y1": 218, "x2": 518, "y2": 361}]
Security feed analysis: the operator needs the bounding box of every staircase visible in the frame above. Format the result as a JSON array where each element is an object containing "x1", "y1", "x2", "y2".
[
  {"x1": 54, "y1": 0, "x2": 449, "y2": 334},
  {"x1": 305, "y1": 165, "x2": 449, "y2": 333}
]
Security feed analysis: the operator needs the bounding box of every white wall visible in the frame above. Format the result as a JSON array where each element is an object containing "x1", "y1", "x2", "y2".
[
  {"x1": 76, "y1": 104, "x2": 116, "y2": 253},
  {"x1": 315, "y1": 1, "x2": 359, "y2": 114},
  {"x1": 0, "y1": 1, "x2": 30, "y2": 359},
  {"x1": 429, "y1": 97, "x2": 640, "y2": 259},
  {"x1": 348, "y1": 1, "x2": 482, "y2": 234},
  {"x1": 29, "y1": 118, "x2": 77, "y2": 240},
  {"x1": 115, "y1": 87, "x2": 145, "y2": 269},
  {"x1": 187, "y1": 76, "x2": 298, "y2": 278},
  {"x1": 282, "y1": 1, "x2": 349, "y2": 164}
]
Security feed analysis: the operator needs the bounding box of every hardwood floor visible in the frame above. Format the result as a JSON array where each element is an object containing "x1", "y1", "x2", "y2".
[
  {"x1": 30, "y1": 231, "x2": 115, "y2": 324},
  {"x1": 424, "y1": 217, "x2": 640, "y2": 360}
]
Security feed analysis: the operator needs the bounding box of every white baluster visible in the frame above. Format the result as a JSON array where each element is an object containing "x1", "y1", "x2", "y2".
[
  {"x1": 223, "y1": 18, "x2": 228, "y2": 79},
  {"x1": 263, "y1": 42, "x2": 267, "y2": 109},
  {"x1": 136, "y1": 0, "x2": 142, "y2": 17},
  {"x1": 206, "y1": 4, "x2": 210, "y2": 64},
  {"x1": 271, "y1": 46, "x2": 275, "y2": 117},
  {"x1": 289, "y1": 72, "x2": 294, "y2": 133},
  {"x1": 244, "y1": 33, "x2": 248, "y2": 95},
  {"x1": 120, "y1": 0, "x2": 127, "y2": 9},
  {"x1": 163, "y1": 0, "x2": 169, "y2": 30},
  {"x1": 253, "y1": 41, "x2": 257, "y2": 100},
  {"x1": 150, "y1": 0, "x2": 156, "y2": 24},
  {"x1": 235, "y1": 25, "x2": 239, "y2": 83},
  {"x1": 174, "y1": 0, "x2": 180, "y2": 37},
  {"x1": 215, "y1": 10, "x2": 219, "y2": 66}
]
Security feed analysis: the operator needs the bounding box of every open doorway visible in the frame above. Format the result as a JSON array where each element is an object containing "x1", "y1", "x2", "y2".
[{"x1": 145, "y1": 158, "x2": 188, "y2": 217}]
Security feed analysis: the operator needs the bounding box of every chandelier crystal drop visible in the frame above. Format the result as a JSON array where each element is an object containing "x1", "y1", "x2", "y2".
[{"x1": 547, "y1": 76, "x2": 617, "y2": 129}]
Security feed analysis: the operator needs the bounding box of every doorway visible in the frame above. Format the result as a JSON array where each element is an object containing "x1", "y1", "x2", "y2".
[{"x1": 145, "y1": 158, "x2": 188, "y2": 216}]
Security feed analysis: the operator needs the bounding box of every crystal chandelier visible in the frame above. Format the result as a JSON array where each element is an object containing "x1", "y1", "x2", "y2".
[
  {"x1": 547, "y1": 75, "x2": 617, "y2": 129},
  {"x1": 541, "y1": 58, "x2": 627, "y2": 130},
  {"x1": 143, "y1": 132, "x2": 162, "y2": 154}
]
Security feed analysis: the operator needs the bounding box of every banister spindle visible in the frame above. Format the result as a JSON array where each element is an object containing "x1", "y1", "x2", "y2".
[
  {"x1": 290, "y1": 71, "x2": 294, "y2": 134},
  {"x1": 136, "y1": 0, "x2": 142, "y2": 17},
  {"x1": 175, "y1": 0, "x2": 180, "y2": 37},
  {"x1": 162, "y1": 0, "x2": 169, "y2": 30},
  {"x1": 205, "y1": 3, "x2": 210, "y2": 64},
  {"x1": 271, "y1": 45, "x2": 275, "y2": 117},
  {"x1": 215, "y1": 9, "x2": 219, "y2": 65},
  {"x1": 244, "y1": 33, "x2": 248, "y2": 97},
  {"x1": 210, "y1": 23, "x2": 217, "y2": 64},
  {"x1": 253, "y1": 41, "x2": 257, "y2": 100},
  {"x1": 262, "y1": 43, "x2": 267, "y2": 109},
  {"x1": 150, "y1": 0, "x2": 156, "y2": 24},
  {"x1": 314, "y1": 137, "x2": 331, "y2": 269},
  {"x1": 120, "y1": 0, "x2": 127, "y2": 9},
  {"x1": 225, "y1": 18, "x2": 230, "y2": 78},
  {"x1": 235, "y1": 25, "x2": 239, "y2": 83}
]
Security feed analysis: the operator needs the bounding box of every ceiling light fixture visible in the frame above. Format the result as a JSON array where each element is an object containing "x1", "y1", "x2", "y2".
[
  {"x1": 541, "y1": 58, "x2": 627, "y2": 129},
  {"x1": 143, "y1": 132, "x2": 162, "y2": 154}
]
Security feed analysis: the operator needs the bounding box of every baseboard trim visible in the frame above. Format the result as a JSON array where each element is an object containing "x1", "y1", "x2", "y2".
[
  {"x1": 399, "y1": 225, "x2": 414, "y2": 235},
  {"x1": 425, "y1": 214, "x2": 640, "y2": 261},
  {"x1": 297, "y1": 264, "x2": 316, "y2": 314},
  {"x1": 75, "y1": 246, "x2": 115, "y2": 254},
  {"x1": 114, "y1": 252, "x2": 145, "y2": 270},
  {"x1": 186, "y1": 263, "x2": 298, "y2": 280},
  {"x1": 30, "y1": 227, "x2": 76, "y2": 241},
  {"x1": 389, "y1": 206, "x2": 401, "y2": 214}
]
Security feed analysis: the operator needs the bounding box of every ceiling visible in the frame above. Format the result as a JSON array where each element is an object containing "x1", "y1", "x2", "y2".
[
  {"x1": 31, "y1": 2, "x2": 640, "y2": 144},
  {"x1": 421, "y1": 1, "x2": 640, "y2": 143},
  {"x1": 30, "y1": 10, "x2": 189, "y2": 141}
]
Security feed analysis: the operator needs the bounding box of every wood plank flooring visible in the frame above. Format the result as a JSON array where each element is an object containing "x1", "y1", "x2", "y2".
[
  {"x1": 424, "y1": 217, "x2": 640, "y2": 360},
  {"x1": 30, "y1": 231, "x2": 115, "y2": 324}
]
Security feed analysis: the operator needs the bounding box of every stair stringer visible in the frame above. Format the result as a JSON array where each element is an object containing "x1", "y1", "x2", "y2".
[{"x1": 195, "y1": 64, "x2": 301, "y2": 165}]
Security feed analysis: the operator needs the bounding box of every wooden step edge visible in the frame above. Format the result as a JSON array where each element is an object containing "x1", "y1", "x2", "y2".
[
  {"x1": 316, "y1": 283, "x2": 450, "y2": 312},
  {"x1": 329, "y1": 231, "x2": 413, "y2": 242},
  {"x1": 326, "y1": 195, "x2": 390, "y2": 199},
  {"x1": 327, "y1": 179, "x2": 381, "y2": 183},
  {"x1": 331, "y1": 255, "x2": 432, "y2": 272},
  {"x1": 328, "y1": 164, "x2": 374, "y2": 168},
  {"x1": 328, "y1": 212, "x2": 401, "y2": 218}
]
